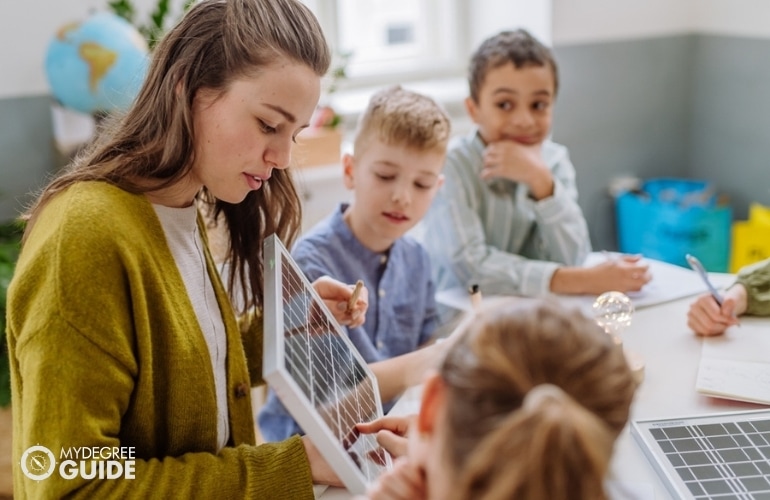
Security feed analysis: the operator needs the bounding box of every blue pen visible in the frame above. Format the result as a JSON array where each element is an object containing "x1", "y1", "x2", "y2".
[{"x1": 685, "y1": 254, "x2": 724, "y2": 305}]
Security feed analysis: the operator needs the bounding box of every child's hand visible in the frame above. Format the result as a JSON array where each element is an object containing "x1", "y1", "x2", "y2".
[
  {"x1": 361, "y1": 457, "x2": 426, "y2": 500},
  {"x1": 687, "y1": 293, "x2": 742, "y2": 336},
  {"x1": 311, "y1": 276, "x2": 369, "y2": 327},
  {"x1": 481, "y1": 140, "x2": 554, "y2": 199},
  {"x1": 585, "y1": 255, "x2": 651, "y2": 294},
  {"x1": 356, "y1": 415, "x2": 414, "y2": 458}
]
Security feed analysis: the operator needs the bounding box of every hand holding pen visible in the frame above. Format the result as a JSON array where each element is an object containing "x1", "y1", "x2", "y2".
[
  {"x1": 311, "y1": 276, "x2": 368, "y2": 328},
  {"x1": 686, "y1": 254, "x2": 725, "y2": 305},
  {"x1": 685, "y1": 254, "x2": 744, "y2": 336}
]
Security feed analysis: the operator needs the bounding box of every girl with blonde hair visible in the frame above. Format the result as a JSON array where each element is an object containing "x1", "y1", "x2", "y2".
[{"x1": 360, "y1": 298, "x2": 637, "y2": 500}]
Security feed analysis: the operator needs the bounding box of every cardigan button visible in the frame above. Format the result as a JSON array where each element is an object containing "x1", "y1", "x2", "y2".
[{"x1": 234, "y1": 383, "x2": 249, "y2": 399}]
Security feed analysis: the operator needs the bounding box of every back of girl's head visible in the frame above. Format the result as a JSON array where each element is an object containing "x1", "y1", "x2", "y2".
[
  {"x1": 440, "y1": 298, "x2": 636, "y2": 500},
  {"x1": 468, "y1": 29, "x2": 559, "y2": 102},
  {"x1": 353, "y1": 85, "x2": 451, "y2": 157}
]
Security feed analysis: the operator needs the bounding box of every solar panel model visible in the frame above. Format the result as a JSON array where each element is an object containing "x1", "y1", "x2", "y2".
[
  {"x1": 262, "y1": 234, "x2": 393, "y2": 495},
  {"x1": 632, "y1": 409, "x2": 770, "y2": 499}
]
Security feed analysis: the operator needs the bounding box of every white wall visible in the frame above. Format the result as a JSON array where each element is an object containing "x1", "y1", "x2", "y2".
[
  {"x1": 694, "y1": 0, "x2": 770, "y2": 38},
  {"x1": 552, "y1": 0, "x2": 695, "y2": 46},
  {"x1": 4, "y1": 0, "x2": 770, "y2": 100},
  {"x1": 0, "y1": 0, "x2": 170, "y2": 100},
  {"x1": 552, "y1": 0, "x2": 770, "y2": 46},
  {"x1": 0, "y1": 0, "x2": 551, "y2": 101},
  {"x1": 470, "y1": 0, "x2": 552, "y2": 47}
]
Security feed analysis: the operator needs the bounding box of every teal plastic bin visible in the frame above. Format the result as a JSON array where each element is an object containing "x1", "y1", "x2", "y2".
[{"x1": 616, "y1": 178, "x2": 731, "y2": 271}]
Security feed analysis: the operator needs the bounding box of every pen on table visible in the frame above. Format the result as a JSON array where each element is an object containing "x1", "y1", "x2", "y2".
[
  {"x1": 347, "y1": 280, "x2": 364, "y2": 313},
  {"x1": 468, "y1": 283, "x2": 482, "y2": 309}
]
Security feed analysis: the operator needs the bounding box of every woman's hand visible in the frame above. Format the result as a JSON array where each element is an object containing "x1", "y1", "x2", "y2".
[
  {"x1": 312, "y1": 276, "x2": 369, "y2": 328},
  {"x1": 302, "y1": 436, "x2": 343, "y2": 487},
  {"x1": 687, "y1": 285, "x2": 746, "y2": 336},
  {"x1": 356, "y1": 415, "x2": 414, "y2": 458}
]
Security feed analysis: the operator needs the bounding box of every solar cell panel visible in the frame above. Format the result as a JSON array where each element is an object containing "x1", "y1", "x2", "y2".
[
  {"x1": 632, "y1": 409, "x2": 770, "y2": 499},
  {"x1": 262, "y1": 234, "x2": 392, "y2": 494}
]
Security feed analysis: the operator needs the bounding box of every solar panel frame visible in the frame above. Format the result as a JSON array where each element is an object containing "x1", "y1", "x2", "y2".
[
  {"x1": 631, "y1": 409, "x2": 770, "y2": 499},
  {"x1": 263, "y1": 234, "x2": 392, "y2": 495}
]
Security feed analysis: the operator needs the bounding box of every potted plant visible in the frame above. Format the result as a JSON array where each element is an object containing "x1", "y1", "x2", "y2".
[
  {"x1": 0, "y1": 220, "x2": 22, "y2": 408},
  {"x1": 108, "y1": 0, "x2": 196, "y2": 49},
  {"x1": 0, "y1": 218, "x2": 21, "y2": 497}
]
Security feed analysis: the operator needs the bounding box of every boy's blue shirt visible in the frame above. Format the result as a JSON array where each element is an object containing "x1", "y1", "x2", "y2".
[{"x1": 258, "y1": 203, "x2": 438, "y2": 442}]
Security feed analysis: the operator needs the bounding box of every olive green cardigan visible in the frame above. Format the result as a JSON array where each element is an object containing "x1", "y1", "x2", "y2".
[
  {"x1": 736, "y1": 257, "x2": 770, "y2": 316},
  {"x1": 7, "y1": 182, "x2": 313, "y2": 499}
]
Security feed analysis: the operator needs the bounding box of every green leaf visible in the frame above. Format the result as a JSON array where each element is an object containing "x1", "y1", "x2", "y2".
[
  {"x1": 108, "y1": 0, "x2": 198, "y2": 51},
  {"x1": 0, "y1": 344, "x2": 10, "y2": 408},
  {"x1": 107, "y1": 0, "x2": 136, "y2": 24},
  {"x1": 151, "y1": 0, "x2": 171, "y2": 28},
  {"x1": 0, "y1": 220, "x2": 19, "y2": 408}
]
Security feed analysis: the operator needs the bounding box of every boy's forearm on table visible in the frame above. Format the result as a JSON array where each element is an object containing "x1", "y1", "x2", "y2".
[{"x1": 549, "y1": 266, "x2": 588, "y2": 294}]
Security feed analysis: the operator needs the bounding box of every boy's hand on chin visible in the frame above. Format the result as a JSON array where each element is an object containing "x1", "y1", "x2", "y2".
[
  {"x1": 481, "y1": 140, "x2": 544, "y2": 183},
  {"x1": 482, "y1": 140, "x2": 554, "y2": 199}
]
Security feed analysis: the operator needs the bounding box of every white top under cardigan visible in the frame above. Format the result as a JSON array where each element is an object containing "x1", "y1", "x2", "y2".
[{"x1": 153, "y1": 203, "x2": 230, "y2": 451}]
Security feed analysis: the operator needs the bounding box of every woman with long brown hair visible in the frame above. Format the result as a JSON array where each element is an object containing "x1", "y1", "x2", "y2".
[{"x1": 7, "y1": 1, "x2": 365, "y2": 497}]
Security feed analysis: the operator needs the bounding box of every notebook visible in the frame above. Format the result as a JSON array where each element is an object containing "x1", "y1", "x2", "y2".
[{"x1": 696, "y1": 319, "x2": 770, "y2": 405}]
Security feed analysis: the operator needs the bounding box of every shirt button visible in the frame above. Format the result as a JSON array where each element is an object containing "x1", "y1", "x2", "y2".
[
  {"x1": 380, "y1": 255, "x2": 388, "y2": 264},
  {"x1": 234, "y1": 383, "x2": 249, "y2": 399},
  {"x1": 376, "y1": 340, "x2": 384, "y2": 350},
  {"x1": 378, "y1": 289, "x2": 385, "y2": 298}
]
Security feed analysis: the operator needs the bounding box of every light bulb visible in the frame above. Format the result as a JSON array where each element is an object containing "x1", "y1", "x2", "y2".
[{"x1": 592, "y1": 291, "x2": 634, "y2": 340}]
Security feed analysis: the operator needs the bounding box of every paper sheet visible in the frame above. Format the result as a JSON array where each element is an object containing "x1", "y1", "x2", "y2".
[
  {"x1": 696, "y1": 321, "x2": 770, "y2": 405},
  {"x1": 436, "y1": 253, "x2": 735, "y2": 315}
]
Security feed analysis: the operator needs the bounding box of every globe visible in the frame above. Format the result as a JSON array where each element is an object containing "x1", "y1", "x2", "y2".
[{"x1": 45, "y1": 12, "x2": 149, "y2": 115}]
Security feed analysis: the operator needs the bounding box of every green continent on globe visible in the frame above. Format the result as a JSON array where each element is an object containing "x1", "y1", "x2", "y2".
[{"x1": 79, "y1": 42, "x2": 117, "y2": 93}]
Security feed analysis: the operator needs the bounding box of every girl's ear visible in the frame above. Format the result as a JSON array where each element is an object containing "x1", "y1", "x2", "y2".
[
  {"x1": 464, "y1": 96, "x2": 480, "y2": 124},
  {"x1": 342, "y1": 153, "x2": 355, "y2": 190},
  {"x1": 416, "y1": 371, "x2": 445, "y2": 435},
  {"x1": 407, "y1": 371, "x2": 445, "y2": 468}
]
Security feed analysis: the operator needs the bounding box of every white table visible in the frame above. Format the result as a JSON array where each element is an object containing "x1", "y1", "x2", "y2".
[
  {"x1": 604, "y1": 293, "x2": 767, "y2": 498},
  {"x1": 319, "y1": 272, "x2": 768, "y2": 499}
]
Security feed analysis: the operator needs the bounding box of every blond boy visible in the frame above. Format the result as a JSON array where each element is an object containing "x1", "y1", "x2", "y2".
[{"x1": 259, "y1": 85, "x2": 451, "y2": 442}]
